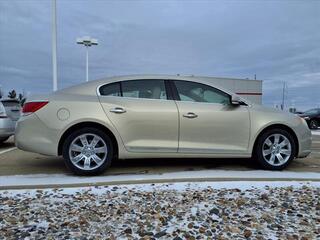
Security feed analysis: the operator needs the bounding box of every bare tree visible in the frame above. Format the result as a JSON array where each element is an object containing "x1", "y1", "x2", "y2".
[
  {"x1": 8, "y1": 90, "x2": 17, "y2": 99},
  {"x1": 18, "y1": 93, "x2": 26, "y2": 106}
]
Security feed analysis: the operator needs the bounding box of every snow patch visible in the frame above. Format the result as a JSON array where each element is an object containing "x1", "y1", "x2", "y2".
[{"x1": 1, "y1": 181, "x2": 320, "y2": 197}]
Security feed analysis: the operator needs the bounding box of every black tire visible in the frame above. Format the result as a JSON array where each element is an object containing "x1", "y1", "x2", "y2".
[
  {"x1": 62, "y1": 127, "x2": 113, "y2": 175},
  {"x1": 254, "y1": 128, "x2": 296, "y2": 170},
  {"x1": 309, "y1": 120, "x2": 318, "y2": 129},
  {"x1": 0, "y1": 136, "x2": 10, "y2": 143}
]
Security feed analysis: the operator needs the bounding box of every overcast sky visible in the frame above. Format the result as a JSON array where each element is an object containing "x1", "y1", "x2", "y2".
[{"x1": 0, "y1": 0, "x2": 319, "y2": 110}]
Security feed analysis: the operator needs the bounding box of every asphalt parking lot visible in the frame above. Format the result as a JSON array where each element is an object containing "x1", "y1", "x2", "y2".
[{"x1": 0, "y1": 131, "x2": 319, "y2": 176}]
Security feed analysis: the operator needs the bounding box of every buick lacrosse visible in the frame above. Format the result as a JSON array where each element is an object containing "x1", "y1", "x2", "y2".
[{"x1": 15, "y1": 75, "x2": 311, "y2": 175}]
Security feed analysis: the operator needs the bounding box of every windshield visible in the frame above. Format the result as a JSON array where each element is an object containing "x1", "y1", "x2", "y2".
[{"x1": 304, "y1": 108, "x2": 320, "y2": 114}]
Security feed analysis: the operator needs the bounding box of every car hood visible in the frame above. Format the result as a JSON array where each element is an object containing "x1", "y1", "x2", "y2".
[
  {"x1": 250, "y1": 104, "x2": 285, "y2": 114},
  {"x1": 249, "y1": 103, "x2": 300, "y2": 120}
]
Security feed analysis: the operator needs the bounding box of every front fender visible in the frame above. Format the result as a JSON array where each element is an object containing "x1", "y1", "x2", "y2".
[{"x1": 248, "y1": 106, "x2": 305, "y2": 156}]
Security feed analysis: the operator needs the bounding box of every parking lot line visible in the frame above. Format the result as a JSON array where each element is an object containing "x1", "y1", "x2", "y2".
[{"x1": 0, "y1": 147, "x2": 17, "y2": 155}]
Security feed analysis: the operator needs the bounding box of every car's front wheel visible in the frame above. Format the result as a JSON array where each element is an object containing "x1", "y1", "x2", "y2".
[
  {"x1": 62, "y1": 127, "x2": 113, "y2": 175},
  {"x1": 254, "y1": 129, "x2": 296, "y2": 170}
]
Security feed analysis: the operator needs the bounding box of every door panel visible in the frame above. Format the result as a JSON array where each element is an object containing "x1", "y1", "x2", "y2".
[
  {"x1": 99, "y1": 97, "x2": 178, "y2": 152},
  {"x1": 171, "y1": 79, "x2": 251, "y2": 154},
  {"x1": 98, "y1": 79, "x2": 179, "y2": 153},
  {"x1": 176, "y1": 101, "x2": 250, "y2": 153}
]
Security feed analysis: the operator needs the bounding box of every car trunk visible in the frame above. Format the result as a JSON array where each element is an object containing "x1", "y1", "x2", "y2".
[{"x1": 1, "y1": 99, "x2": 21, "y2": 121}]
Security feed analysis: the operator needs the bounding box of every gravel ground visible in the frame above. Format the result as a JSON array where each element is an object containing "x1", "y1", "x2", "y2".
[{"x1": 0, "y1": 181, "x2": 320, "y2": 240}]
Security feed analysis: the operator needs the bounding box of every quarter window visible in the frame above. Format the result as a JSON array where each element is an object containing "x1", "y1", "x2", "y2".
[
  {"x1": 122, "y1": 80, "x2": 167, "y2": 100},
  {"x1": 174, "y1": 80, "x2": 230, "y2": 104},
  {"x1": 99, "y1": 82, "x2": 121, "y2": 96}
]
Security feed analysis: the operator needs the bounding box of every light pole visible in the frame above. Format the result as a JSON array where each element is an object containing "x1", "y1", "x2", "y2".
[
  {"x1": 76, "y1": 36, "x2": 98, "y2": 82},
  {"x1": 281, "y1": 81, "x2": 286, "y2": 110},
  {"x1": 52, "y1": 0, "x2": 58, "y2": 91}
]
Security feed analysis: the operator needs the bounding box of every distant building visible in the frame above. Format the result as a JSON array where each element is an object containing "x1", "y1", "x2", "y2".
[{"x1": 193, "y1": 76, "x2": 263, "y2": 104}]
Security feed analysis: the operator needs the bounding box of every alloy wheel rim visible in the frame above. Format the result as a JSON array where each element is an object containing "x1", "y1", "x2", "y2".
[
  {"x1": 69, "y1": 133, "x2": 108, "y2": 170},
  {"x1": 262, "y1": 133, "x2": 292, "y2": 166}
]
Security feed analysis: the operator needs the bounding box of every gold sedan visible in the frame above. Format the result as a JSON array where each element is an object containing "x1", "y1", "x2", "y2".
[{"x1": 15, "y1": 75, "x2": 311, "y2": 175}]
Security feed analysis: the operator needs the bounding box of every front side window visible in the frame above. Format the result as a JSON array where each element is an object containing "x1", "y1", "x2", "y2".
[
  {"x1": 122, "y1": 80, "x2": 167, "y2": 100},
  {"x1": 99, "y1": 82, "x2": 121, "y2": 96},
  {"x1": 173, "y1": 80, "x2": 230, "y2": 104}
]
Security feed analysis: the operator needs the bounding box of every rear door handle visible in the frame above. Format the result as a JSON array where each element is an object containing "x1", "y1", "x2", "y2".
[
  {"x1": 110, "y1": 107, "x2": 126, "y2": 114},
  {"x1": 183, "y1": 112, "x2": 198, "y2": 119}
]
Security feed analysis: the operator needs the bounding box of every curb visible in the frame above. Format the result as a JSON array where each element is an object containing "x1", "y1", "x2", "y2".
[{"x1": 2, "y1": 177, "x2": 320, "y2": 190}]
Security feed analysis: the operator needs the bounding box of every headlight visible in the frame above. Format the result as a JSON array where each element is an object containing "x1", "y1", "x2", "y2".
[{"x1": 303, "y1": 116, "x2": 310, "y2": 120}]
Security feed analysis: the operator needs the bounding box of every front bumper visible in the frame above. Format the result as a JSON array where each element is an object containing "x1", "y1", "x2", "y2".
[
  {"x1": 296, "y1": 119, "x2": 312, "y2": 158},
  {"x1": 0, "y1": 118, "x2": 16, "y2": 137},
  {"x1": 15, "y1": 114, "x2": 60, "y2": 156}
]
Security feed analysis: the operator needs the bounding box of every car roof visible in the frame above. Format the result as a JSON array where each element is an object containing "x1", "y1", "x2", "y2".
[{"x1": 58, "y1": 74, "x2": 238, "y2": 97}]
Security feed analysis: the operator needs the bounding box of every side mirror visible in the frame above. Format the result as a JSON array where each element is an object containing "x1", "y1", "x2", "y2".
[{"x1": 231, "y1": 95, "x2": 241, "y2": 105}]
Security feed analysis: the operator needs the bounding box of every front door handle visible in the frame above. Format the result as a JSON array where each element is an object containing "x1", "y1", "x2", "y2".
[
  {"x1": 110, "y1": 107, "x2": 126, "y2": 114},
  {"x1": 183, "y1": 112, "x2": 198, "y2": 119}
]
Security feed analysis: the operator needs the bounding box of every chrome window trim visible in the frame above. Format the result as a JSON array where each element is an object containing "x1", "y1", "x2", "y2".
[
  {"x1": 97, "y1": 95, "x2": 174, "y2": 102},
  {"x1": 169, "y1": 79, "x2": 251, "y2": 107},
  {"x1": 96, "y1": 78, "x2": 251, "y2": 106},
  {"x1": 97, "y1": 82, "x2": 121, "y2": 97},
  {"x1": 97, "y1": 79, "x2": 170, "y2": 102}
]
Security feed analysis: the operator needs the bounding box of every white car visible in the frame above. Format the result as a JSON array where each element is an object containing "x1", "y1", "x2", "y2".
[{"x1": 0, "y1": 99, "x2": 21, "y2": 143}]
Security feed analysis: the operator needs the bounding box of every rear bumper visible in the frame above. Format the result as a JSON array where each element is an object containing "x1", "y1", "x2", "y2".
[
  {"x1": 0, "y1": 118, "x2": 16, "y2": 137},
  {"x1": 15, "y1": 114, "x2": 59, "y2": 156}
]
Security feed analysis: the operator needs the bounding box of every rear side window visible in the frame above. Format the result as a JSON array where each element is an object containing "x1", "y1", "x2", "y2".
[
  {"x1": 99, "y1": 79, "x2": 168, "y2": 100},
  {"x1": 122, "y1": 80, "x2": 167, "y2": 100},
  {"x1": 99, "y1": 82, "x2": 121, "y2": 96}
]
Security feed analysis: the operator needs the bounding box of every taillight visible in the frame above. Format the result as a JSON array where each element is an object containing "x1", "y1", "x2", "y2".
[{"x1": 22, "y1": 101, "x2": 49, "y2": 115}]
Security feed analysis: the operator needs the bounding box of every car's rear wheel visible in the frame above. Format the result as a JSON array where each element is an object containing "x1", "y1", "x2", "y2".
[
  {"x1": 309, "y1": 120, "x2": 318, "y2": 129},
  {"x1": 62, "y1": 127, "x2": 113, "y2": 175},
  {"x1": 254, "y1": 129, "x2": 296, "y2": 170}
]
